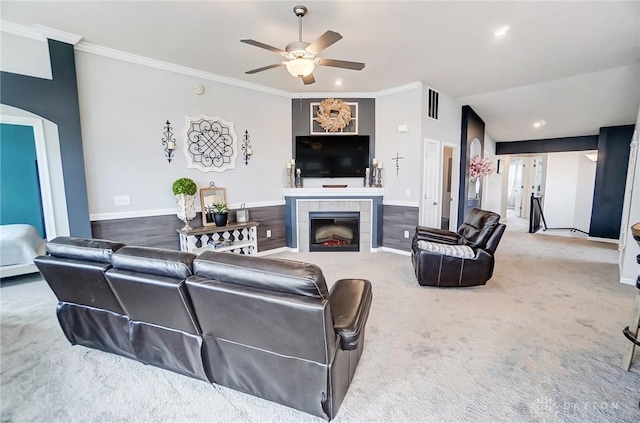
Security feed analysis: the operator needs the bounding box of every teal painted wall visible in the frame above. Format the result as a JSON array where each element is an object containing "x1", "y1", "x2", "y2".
[{"x1": 0, "y1": 123, "x2": 45, "y2": 237}]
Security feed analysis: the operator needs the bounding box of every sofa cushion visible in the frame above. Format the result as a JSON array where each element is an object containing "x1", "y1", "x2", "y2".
[
  {"x1": 194, "y1": 251, "x2": 329, "y2": 299},
  {"x1": 46, "y1": 237, "x2": 124, "y2": 264},
  {"x1": 111, "y1": 246, "x2": 196, "y2": 280},
  {"x1": 417, "y1": 240, "x2": 475, "y2": 259}
]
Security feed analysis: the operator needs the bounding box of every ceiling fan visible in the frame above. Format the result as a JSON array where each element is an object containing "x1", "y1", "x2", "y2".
[{"x1": 241, "y1": 5, "x2": 365, "y2": 85}]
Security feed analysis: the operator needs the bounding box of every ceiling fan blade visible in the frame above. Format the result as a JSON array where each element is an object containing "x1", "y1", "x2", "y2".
[
  {"x1": 240, "y1": 39, "x2": 287, "y2": 55},
  {"x1": 306, "y1": 31, "x2": 343, "y2": 55},
  {"x1": 245, "y1": 63, "x2": 285, "y2": 74},
  {"x1": 302, "y1": 74, "x2": 315, "y2": 85},
  {"x1": 317, "y1": 58, "x2": 365, "y2": 71}
]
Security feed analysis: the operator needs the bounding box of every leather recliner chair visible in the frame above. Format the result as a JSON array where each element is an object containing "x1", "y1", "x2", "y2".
[{"x1": 411, "y1": 208, "x2": 506, "y2": 287}]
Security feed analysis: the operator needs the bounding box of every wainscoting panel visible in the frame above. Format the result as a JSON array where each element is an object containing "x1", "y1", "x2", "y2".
[
  {"x1": 382, "y1": 205, "x2": 419, "y2": 251},
  {"x1": 247, "y1": 205, "x2": 286, "y2": 252},
  {"x1": 92, "y1": 205, "x2": 287, "y2": 252},
  {"x1": 91, "y1": 214, "x2": 184, "y2": 250}
]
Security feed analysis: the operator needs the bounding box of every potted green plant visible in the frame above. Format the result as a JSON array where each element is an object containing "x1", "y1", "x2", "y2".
[
  {"x1": 172, "y1": 177, "x2": 197, "y2": 230},
  {"x1": 212, "y1": 202, "x2": 229, "y2": 227}
]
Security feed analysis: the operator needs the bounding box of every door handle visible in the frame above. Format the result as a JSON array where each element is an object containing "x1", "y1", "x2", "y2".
[{"x1": 433, "y1": 201, "x2": 438, "y2": 205}]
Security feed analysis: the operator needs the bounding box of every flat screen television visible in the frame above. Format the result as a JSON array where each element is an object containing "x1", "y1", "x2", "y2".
[{"x1": 295, "y1": 135, "x2": 370, "y2": 178}]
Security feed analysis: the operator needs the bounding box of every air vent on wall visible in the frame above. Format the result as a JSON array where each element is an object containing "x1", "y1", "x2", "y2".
[{"x1": 428, "y1": 88, "x2": 439, "y2": 120}]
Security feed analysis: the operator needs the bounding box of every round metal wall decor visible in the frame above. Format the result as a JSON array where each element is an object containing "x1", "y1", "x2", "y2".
[{"x1": 183, "y1": 115, "x2": 238, "y2": 172}]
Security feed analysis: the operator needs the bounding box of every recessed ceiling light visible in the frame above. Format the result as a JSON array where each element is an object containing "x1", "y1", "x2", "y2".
[
  {"x1": 533, "y1": 120, "x2": 547, "y2": 128},
  {"x1": 494, "y1": 25, "x2": 510, "y2": 38},
  {"x1": 335, "y1": 79, "x2": 343, "y2": 86}
]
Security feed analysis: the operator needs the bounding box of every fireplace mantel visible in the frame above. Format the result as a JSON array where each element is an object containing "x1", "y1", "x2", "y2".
[{"x1": 283, "y1": 187, "x2": 384, "y2": 197}]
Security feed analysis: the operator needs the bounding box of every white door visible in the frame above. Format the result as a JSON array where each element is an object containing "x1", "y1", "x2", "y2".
[{"x1": 421, "y1": 139, "x2": 440, "y2": 227}]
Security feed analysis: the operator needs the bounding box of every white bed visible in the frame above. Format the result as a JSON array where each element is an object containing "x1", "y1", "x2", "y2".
[{"x1": 0, "y1": 224, "x2": 46, "y2": 278}]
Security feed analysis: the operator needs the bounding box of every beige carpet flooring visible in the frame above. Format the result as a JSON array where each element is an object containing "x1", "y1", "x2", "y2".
[{"x1": 1, "y1": 227, "x2": 639, "y2": 422}]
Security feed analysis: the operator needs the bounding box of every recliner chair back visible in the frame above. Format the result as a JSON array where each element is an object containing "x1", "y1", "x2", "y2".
[{"x1": 457, "y1": 208, "x2": 501, "y2": 248}]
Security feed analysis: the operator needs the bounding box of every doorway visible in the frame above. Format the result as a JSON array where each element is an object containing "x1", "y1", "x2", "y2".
[
  {"x1": 507, "y1": 155, "x2": 545, "y2": 221},
  {"x1": 441, "y1": 146, "x2": 454, "y2": 230},
  {"x1": 420, "y1": 139, "x2": 459, "y2": 231}
]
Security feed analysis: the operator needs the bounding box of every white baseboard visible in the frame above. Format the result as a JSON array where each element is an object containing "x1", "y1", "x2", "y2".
[
  {"x1": 587, "y1": 236, "x2": 620, "y2": 245},
  {"x1": 255, "y1": 247, "x2": 291, "y2": 257},
  {"x1": 379, "y1": 246, "x2": 412, "y2": 256},
  {"x1": 0, "y1": 264, "x2": 39, "y2": 278},
  {"x1": 620, "y1": 277, "x2": 637, "y2": 286}
]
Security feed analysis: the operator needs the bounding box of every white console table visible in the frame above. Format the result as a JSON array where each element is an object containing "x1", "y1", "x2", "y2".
[{"x1": 177, "y1": 221, "x2": 259, "y2": 255}]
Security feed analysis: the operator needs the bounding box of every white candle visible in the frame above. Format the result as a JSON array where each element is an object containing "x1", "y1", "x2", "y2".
[
  {"x1": 377, "y1": 162, "x2": 383, "y2": 169},
  {"x1": 296, "y1": 168, "x2": 301, "y2": 173},
  {"x1": 167, "y1": 141, "x2": 176, "y2": 150},
  {"x1": 365, "y1": 167, "x2": 370, "y2": 173},
  {"x1": 286, "y1": 162, "x2": 292, "y2": 169},
  {"x1": 372, "y1": 158, "x2": 377, "y2": 165},
  {"x1": 290, "y1": 159, "x2": 295, "y2": 165},
  {"x1": 246, "y1": 147, "x2": 252, "y2": 155}
]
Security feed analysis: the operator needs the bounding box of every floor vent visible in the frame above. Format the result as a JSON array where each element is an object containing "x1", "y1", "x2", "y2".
[{"x1": 428, "y1": 88, "x2": 439, "y2": 120}]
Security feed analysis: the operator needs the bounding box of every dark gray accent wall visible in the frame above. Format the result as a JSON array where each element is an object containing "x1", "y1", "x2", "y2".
[
  {"x1": 0, "y1": 39, "x2": 91, "y2": 237},
  {"x1": 458, "y1": 106, "x2": 484, "y2": 227},
  {"x1": 91, "y1": 205, "x2": 287, "y2": 252},
  {"x1": 495, "y1": 136, "x2": 598, "y2": 155},
  {"x1": 589, "y1": 125, "x2": 635, "y2": 239},
  {"x1": 92, "y1": 214, "x2": 184, "y2": 250},
  {"x1": 291, "y1": 98, "x2": 375, "y2": 157},
  {"x1": 382, "y1": 205, "x2": 419, "y2": 251},
  {"x1": 247, "y1": 205, "x2": 286, "y2": 251}
]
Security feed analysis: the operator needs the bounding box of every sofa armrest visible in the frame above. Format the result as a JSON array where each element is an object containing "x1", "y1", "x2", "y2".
[
  {"x1": 414, "y1": 226, "x2": 459, "y2": 245},
  {"x1": 329, "y1": 278, "x2": 372, "y2": 351}
]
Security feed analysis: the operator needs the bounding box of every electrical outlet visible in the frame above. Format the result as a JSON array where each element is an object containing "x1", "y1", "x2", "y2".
[
  {"x1": 404, "y1": 230, "x2": 410, "y2": 239},
  {"x1": 405, "y1": 189, "x2": 411, "y2": 197},
  {"x1": 114, "y1": 195, "x2": 130, "y2": 206},
  {"x1": 266, "y1": 229, "x2": 272, "y2": 238}
]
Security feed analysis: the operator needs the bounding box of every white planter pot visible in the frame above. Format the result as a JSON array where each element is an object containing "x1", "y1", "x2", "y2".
[{"x1": 175, "y1": 194, "x2": 196, "y2": 230}]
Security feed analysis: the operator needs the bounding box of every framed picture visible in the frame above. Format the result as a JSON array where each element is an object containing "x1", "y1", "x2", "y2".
[
  {"x1": 497, "y1": 159, "x2": 504, "y2": 174},
  {"x1": 200, "y1": 187, "x2": 226, "y2": 226},
  {"x1": 310, "y1": 102, "x2": 358, "y2": 135}
]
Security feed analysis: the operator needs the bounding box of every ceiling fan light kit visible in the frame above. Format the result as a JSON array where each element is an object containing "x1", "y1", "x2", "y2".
[{"x1": 241, "y1": 5, "x2": 365, "y2": 85}]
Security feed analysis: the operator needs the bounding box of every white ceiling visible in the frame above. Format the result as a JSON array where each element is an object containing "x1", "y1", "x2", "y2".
[{"x1": 2, "y1": 1, "x2": 639, "y2": 142}]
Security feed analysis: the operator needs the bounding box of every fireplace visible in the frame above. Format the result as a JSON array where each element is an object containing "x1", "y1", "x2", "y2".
[{"x1": 309, "y1": 212, "x2": 360, "y2": 252}]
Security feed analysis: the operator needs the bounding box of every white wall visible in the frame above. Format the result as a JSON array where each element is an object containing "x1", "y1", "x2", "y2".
[
  {"x1": 75, "y1": 51, "x2": 291, "y2": 218},
  {"x1": 482, "y1": 131, "x2": 503, "y2": 215},
  {"x1": 375, "y1": 85, "x2": 423, "y2": 205},
  {"x1": 544, "y1": 151, "x2": 596, "y2": 232}
]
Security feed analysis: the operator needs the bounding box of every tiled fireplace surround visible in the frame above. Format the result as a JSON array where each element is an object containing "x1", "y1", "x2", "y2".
[{"x1": 284, "y1": 188, "x2": 384, "y2": 252}]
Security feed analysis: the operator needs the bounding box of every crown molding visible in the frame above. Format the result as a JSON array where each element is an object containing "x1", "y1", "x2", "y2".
[
  {"x1": 293, "y1": 91, "x2": 377, "y2": 99},
  {"x1": 0, "y1": 21, "x2": 45, "y2": 41},
  {"x1": 292, "y1": 81, "x2": 423, "y2": 100},
  {"x1": 35, "y1": 25, "x2": 82, "y2": 45},
  {"x1": 375, "y1": 81, "x2": 423, "y2": 98},
  {"x1": 0, "y1": 21, "x2": 82, "y2": 45},
  {"x1": 75, "y1": 42, "x2": 292, "y2": 98}
]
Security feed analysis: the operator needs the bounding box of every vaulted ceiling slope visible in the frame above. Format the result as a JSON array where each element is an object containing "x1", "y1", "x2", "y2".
[{"x1": 2, "y1": 1, "x2": 639, "y2": 141}]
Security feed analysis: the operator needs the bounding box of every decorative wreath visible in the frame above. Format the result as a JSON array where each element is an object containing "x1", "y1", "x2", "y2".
[{"x1": 316, "y1": 98, "x2": 352, "y2": 132}]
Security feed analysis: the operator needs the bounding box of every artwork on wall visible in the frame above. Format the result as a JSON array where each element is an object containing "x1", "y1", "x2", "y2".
[
  {"x1": 183, "y1": 115, "x2": 238, "y2": 172},
  {"x1": 310, "y1": 99, "x2": 358, "y2": 134},
  {"x1": 391, "y1": 152, "x2": 404, "y2": 177}
]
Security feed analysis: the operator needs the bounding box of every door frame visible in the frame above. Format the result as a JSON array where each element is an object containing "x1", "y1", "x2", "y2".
[
  {"x1": 419, "y1": 138, "x2": 459, "y2": 231},
  {"x1": 0, "y1": 115, "x2": 57, "y2": 239}
]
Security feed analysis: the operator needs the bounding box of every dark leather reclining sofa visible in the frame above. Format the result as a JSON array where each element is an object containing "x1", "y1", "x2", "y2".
[{"x1": 34, "y1": 237, "x2": 373, "y2": 420}]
